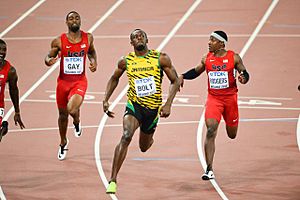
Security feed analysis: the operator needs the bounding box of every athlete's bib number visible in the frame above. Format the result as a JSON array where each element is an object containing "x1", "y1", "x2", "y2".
[
  {"x1": 208, "y1": 71, "x2": 229, "y2": 89},
  {"x1": 0, "y1": 108, "x2": 4, "y2": 118},
  {"x1": 135, "y1": 76, "x2": 156, "y2": 97},
  {"x1": 63, "y1": 57, "x2": 84, "y2": 74}
]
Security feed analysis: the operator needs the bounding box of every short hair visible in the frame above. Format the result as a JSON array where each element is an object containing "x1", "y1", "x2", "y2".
[
  {"x1": 130, "y1": 29, "x2": 148, "y2": 40},
  {"x1": 66, "y1": 11, "x2": 80, "y2": 20},
  {"x1": 0, "y1": 39, "x2": 6, "y2": 46}
]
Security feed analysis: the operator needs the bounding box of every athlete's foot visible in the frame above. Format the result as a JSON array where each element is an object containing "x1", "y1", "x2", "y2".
[
  {"x1": 0, "y1": 121, "x2": 9, "y2": 142},
  {"x1": 106, "y1": 181, "x2": 117, "y2": 194},
  {"x1": 73, "y1": 122, "x2": 82, "y2": 137}
]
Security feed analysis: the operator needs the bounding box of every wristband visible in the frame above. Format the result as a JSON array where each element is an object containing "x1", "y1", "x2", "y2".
[
  {"x1": 241, "y1": 70, "x2": 249, "y2": 82},
  {"x1": 182, "y1": 68, "x2": 199, "y2": 80}
]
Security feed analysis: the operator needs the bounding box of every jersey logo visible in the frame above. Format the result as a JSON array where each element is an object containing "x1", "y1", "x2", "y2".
[
  {"x1": 223, "y1": 59, "x2": 228, "y2": 63},
  {"x1": 81, "y1": 44, "x2": 86, "y2": 48},
  {"x1": 66, "y1": 46, "x2": 71, "y2": 49},
  {"x1": 0, "y1": 74, "x2": 4, "y2": 78}
]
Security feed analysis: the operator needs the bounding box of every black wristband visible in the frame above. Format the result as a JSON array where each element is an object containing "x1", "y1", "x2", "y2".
[
  {"x1": 241, "y1": 70, "x2": 249, "y2": 82},
  {"x1": 182, "y1": 68, "x2": 200, "y2": 80}
]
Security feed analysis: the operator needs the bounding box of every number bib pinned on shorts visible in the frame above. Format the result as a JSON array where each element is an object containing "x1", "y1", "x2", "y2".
[
  {"x1": 63, "y1": 57, "x2": 84, "y2": 74},
  {"x1": 135, "y1": 76, "x2": 156, "y2": 97},
  {"x1": 208, "y1": 71, "x2": 229, "y2": 89}
]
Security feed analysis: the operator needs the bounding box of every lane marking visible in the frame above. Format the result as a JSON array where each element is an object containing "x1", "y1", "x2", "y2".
[
  {"x1": 7, "y1": 118, "x2": 297, "y2": 133},
  {"x1": 0, "y1": 186, "x2": 6, "y2": 200},
  {"x1": 297, "y1": 114, "x2": 300, "y2": 151},
  {"x1": 94, "y1": 1, "x2": 203, "y2": 199},
  {"x1": 196, "y1": 0, "x2": 280, "y2": 199},
  {"x1": 3, "y1": 33, "x2": 300, "y2": 40},
  {"x1": 6, "y1": 99, "x2": 300, "y2": 111},
  {"x1": 0, "y1": 0, "x2": 46, "y2": 38}
]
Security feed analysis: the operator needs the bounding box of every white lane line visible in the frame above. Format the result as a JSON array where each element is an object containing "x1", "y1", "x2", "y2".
[
  {"x1": 239, "y1": 0, "x2": 279, "y2": 57},
  {"x1": 6, "y1": 117, "x2": 297, "y2": 133},
  {"x1": 297, "y1": 114, "x2": 300, "y2": 151},
  {"x1": 94, "y1": 0, "x2": 203, "y2": 199},
  {"x1": 196, "y1": 0, "x2": 280, "y2": 199},
  {"x1": 0, "y1": 0, "x2": 46, "y2": 38},
  {"x1": 0, "y1": 186, "x2": 6, "y2": 200}
]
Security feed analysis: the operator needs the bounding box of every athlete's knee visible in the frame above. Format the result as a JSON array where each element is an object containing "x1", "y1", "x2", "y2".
[
  {"x1": 121, "y1": 130, "x2": 133, "y2": 145},
  {"x1": 226, "y1": 126, "x2": 238, "y2": 139},
  {"x1": 58, "y1": 111, "x2": 68, "y2": 121},
  {"x1": 206, "y1": 126, "x2": 217, "y2": 139},
  {"x1": 140, "y1": 140, "x2": 153, "y2": 153}
]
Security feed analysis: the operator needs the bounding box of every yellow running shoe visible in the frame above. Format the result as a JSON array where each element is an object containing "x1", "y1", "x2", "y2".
[{"x1": 106, "y1": 181, "x2": 117, "y2": 194}]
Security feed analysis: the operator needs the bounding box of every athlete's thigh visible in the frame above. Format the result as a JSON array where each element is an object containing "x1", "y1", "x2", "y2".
[
  {"x1": 56, "y1": 79, "x2": 70, "y2": 109},
  {"x1": 205, "y1": 93, "x2": 224, "y2": 123},
  {"x1": 223, "y1": 94, "x2": 239, "y2": 126},
  {"x1": 140, "y1": 106, "x2": 159, "y2": 134}
]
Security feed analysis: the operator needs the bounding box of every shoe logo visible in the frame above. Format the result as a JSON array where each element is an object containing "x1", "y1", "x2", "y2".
[
  {"x1": 81, "y1": 44, "x2": 86, "y2": 48},
  {"x1": 66, "y1": 46, "x2": 72, "y2": 49}
]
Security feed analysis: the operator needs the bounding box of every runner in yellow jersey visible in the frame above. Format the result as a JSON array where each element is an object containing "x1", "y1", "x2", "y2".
[{"x1": 103, "y1": 29, "x2": 180, "y2": 194}]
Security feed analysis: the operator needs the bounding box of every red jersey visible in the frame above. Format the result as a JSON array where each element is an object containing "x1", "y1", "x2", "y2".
[
  {"x1": 0, "y1": 61, "x2": 11, "y2": 107},
  {"x1": 205, "y1": 50, "x2": 237, "y2": 95},
  {"x1": 59, "y1": 31, "x2": 89, "y2": 82}
]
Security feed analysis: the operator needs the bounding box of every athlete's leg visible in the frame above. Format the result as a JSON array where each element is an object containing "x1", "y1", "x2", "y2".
[
  {"x1": 67, "y1": 94, "x2": 83, "y2": 125},
  {"x1": 139, "y1": 131, "x2": 154, "y2": 152},
  {"x1": 204, "y1": 118, "x2": 219, "y2": 171},
  {"x1": 223, "y1": 94, "x2": 239, "y2": 139},
  {"x1": 58, "y1": 107, "x2": 68, "y2": 145},
  {"x1": 226, "y1": 125, "x2": 238, "y2": 139},
  {"x1": 109, "y1": 114, "x2": 140, "y2": 182}
]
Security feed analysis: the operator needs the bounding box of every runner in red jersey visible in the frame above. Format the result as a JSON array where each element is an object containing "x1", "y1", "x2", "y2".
[
  {"x1": 45, "y1": 11, "x2": 97, "y2": 160},
  {"x1": 179, "y1": 31, "x2": 250, "y2": 180},
  {"x1": 0, "y1": 39, "x2": 25, "y2": 142}
]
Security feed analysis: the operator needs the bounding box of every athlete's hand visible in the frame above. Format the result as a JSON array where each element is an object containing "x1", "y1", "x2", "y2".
[
  {"x1": 160, "y1": 104, "x2": 171, "y2": 118},
  {"x1": 238, "y1": 72, "x2": 247, "y2": 84},
  {"x1": 103, "y1": 100, "x2": 114, "y2": 118},
  {"x1": 45, "y1": 56, "x2": 58, "y2": 66},
  {"x1": 89, "y1": 62, "x2": 97, "y2": 72},
  {"x1": 14, "y1": 112, "x2": 25, "y2": 129}
]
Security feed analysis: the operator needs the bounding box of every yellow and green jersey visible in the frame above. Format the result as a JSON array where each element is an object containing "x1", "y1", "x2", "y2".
[{"x1": 125, "y1": 49, "x2": 163, "y2": 109}]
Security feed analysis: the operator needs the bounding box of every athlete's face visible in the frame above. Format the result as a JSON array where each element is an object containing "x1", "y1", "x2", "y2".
[
  {"x1": 208, "y1": 36, "x2": 224, "y2": 52},
  {"x1": 66, "y1": 12, "x2": 81, "y2": 33},
  {"x1": 0, "y1": 43, "x2": 7, "y2": 63},
  {"x1": 130, "y1": 30, "x2": 148, "y2": 51}
]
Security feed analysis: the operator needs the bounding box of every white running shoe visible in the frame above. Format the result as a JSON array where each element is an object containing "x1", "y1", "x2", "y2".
[
  {"x1": 73, "y1": 123, "x2": 82, "y2": 138},
  {"x1": 58, "y1": 139, "x2": 69, "y2": 161},
  {"x1": 202, "y1": 170, "x2": 215, "y2": 180}
]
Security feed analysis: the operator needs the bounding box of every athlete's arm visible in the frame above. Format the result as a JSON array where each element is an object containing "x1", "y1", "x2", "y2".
[
  {"x1": 160, "y1": 52, "x2": 180, "y2": 118},
  {"x1": 7, "y1": 66, "x2": 25, "y2": 129},
  {"x1": 234, "y1": 53, "x2": 249, "y2": 84},
  {"x1": 87, "y1": 33, "x2": 97, "y2": 72},
  {"x1": 45, "y1": 36, "x2": 61, "y2": 66},
  {"x1": 102, "y1": 57, "x2": 126, "y2": 118},
  {"x1": 179, "y1": 54, "x2": 206, "y2": 88}
]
